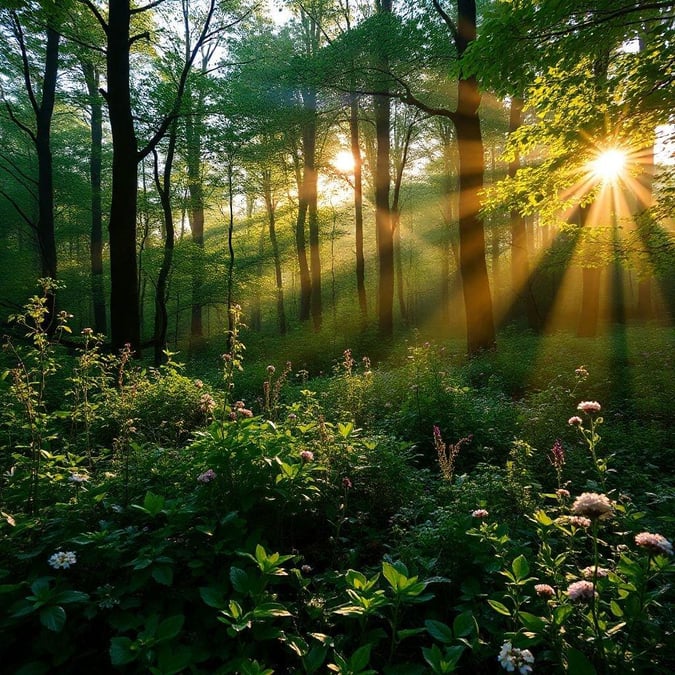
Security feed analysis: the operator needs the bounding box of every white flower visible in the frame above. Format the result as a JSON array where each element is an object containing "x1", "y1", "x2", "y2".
[
  {"x1": 48, "y1": 551, "x2": 77, "y2": 569},
  {"x1": 68, "y1": 472, "x2": 89, "y2": 484},
  {"x1": 498, "y1": 641, "x2": 535, "y2": 673}
]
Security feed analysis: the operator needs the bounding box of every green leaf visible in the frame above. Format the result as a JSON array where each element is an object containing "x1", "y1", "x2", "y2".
[
  {"x1": 511, "y1": 554, "x2": 530, "y2": 581},
  {"x1": 110, "y1": 637, "x2": 138, "y2": 666},
  {"x1": 425, "y1": 619, "x2": 454, "y2": 644},
  {"x1": 397, "y1": 627, "x2": 426, "y2": 641},
  {"x1": 39, "y1": 605, "x2": 66, "y2": 632},
  {"x1": 143, "y1": 491, "x2": 165, "y2": 516},
  {"x1": 350, "y1": 643, "x2": 372, "y2": 672},
  {"x1": 230, "y1": 566, "x2": 249, "y2": 594},
  {"x1": 610, "y1": 600, "x2": 623, "y2": 618},
  {"x1": 452, "y1": 612, "x2": 476, "y2": 638},
  {"x1": 566, "y1": 647, "x2": 597, "y2": 674},
  {"x1": 156, "y1": 614, "x2": 184, "y2": 642},
  {"x1": 53, "y1": 590, "x2": 89, "y2": 605},
  {"x1": 152, "y1": 564, "x2": 173, "y2": 586},
  {"x1": 382, "y1": 561, "x2": 408, "y2": 591},
  {"x1": 199, "y1": 586, "x2": 225, "y2": 608},
  {"x1": 518, "y1": 611, "x2": 546, "y2": 632},
  {"x1": 488, "y1": 599, "x2": 512, "y2": 616}
]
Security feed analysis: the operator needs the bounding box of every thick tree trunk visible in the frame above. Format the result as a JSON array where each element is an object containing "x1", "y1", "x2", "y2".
[
  {"x1": 454, "y1": 0, "x2": 495, "y2": 354},
  {"x1": 107, "y1": 0, "x2": 141, "y2": 353},
  {"x1": 350, "y1": 93, "x2": 367, "y2": 320},
  {"x1": 81, "y1": 60, "x2": 107, "y2": 335}
]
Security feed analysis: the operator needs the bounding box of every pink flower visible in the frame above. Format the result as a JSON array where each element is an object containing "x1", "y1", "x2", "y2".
[
  {"x1": 572, "y1": 492, "x2": 613, "y2": 520},
  {"x1": 300, "y1": 450, "x2": 314, "y2": 463},
  {"x1": 301, "y1": 564, "x2": 312, "y2": 574},
  {"x1": 342, "y1": 477, "x2": 352, "y2": 489},
  {"x1": 566, "y1": 580, "x2": 595, "y2": 601},
  {"x1": 472, "y1": 509, "x2": 489, "y2": 519},
  {"x1": 577, "y1": 401, "x2": 601, "y2": 414},
  {"x1": 568, "y1": 515, "x2": 592, "y2": 528},
  {"x1": 568, "y1": 416, "x2": 583, "y2": 426},
  {"x1": 534, "y1": 583, "x2": 555, "y2": 598},
  {"x1": 581, "y1": 566, "x2": 609, "y2": 579},
  {"x1": 635, "y1": 532, "x2": 673, "y2": 556},
  {"x1": 549, "y1": 439, "x2": 565, "y2": 471},
  {"x1": 556, "y1": 488, "x2": 570, "y2": 499}
]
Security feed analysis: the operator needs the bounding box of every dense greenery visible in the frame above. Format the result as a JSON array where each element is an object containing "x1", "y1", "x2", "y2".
[{"x1": 0, "y1": 285, "x2": 672, "y2": 673}]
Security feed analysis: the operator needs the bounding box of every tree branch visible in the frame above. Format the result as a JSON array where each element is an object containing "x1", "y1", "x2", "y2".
[
  {"x1": 432, "y1": 0, "x2": 459, "y2": 45},
  {"x1": 131, "y1": 0, "x2": 169, "y2": 15},
  {"x1": 0, "y1": 189, "x2": 36, "y2": 230},
  {"x1": 77, "y1": 0, "x2": 109, "y2": 34}
]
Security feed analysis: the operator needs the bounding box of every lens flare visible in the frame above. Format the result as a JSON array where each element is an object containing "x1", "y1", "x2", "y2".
[{"x1": 590, "y1": 149, "x2": 626, "y2": 183}]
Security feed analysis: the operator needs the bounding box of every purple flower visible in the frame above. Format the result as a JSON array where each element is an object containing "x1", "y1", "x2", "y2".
[
  {"x1": 549, "y1": 439, "x2": 565, "y2": 471},
  {"x1": 197, "y1": 469, "x2": 217, "y2": 484}
]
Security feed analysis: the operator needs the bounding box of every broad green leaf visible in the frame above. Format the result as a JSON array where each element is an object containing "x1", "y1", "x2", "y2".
[
  {"x1": 350, "y1": 643, "x2": 372, "y2": 672},
  {"x1": 152, "y1": 564, "x2": 173, "y2": 586},
  {"x1": 199, "y1": 586, "x2": 225, "y2": 608},
  {"x1": 511, "y1": 554, "x2": 530, "y2": 581},
  {"x1": 39, "y1": 605, "x2": 66, "y2": 632},
  {"x1": 230, "y1": 566, "x2": 249, "y2": 593},
  {"x1": 452, "y1": 612, "x2": 476, "y2": 638},
  {"x1": 566, "y1": 647, "x2": 597, "y2": 674},
  {"x1": 425, "y1": 619, "x2": 454, "y2": 644},
  {"x1": 156, "y1": 614, "x2": 184, "y2": 642},
  {"x1": 110, "y1": 637, "x2": 138, "y2": 666}
]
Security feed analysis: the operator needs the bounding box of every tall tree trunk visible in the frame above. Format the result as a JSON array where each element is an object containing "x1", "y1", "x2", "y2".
[
  {"x1": 576, "y1": 205, "x2": 601, "y2": 337},
  {"x1": 303, "y1": 88, "x2": 322, "y2": 331},
  {"x1": 263, "y1": 171, "x2": 286, "y2": 335},
  {"x1": 375, "y1": 0, "x2": 394, "y2": 337},
  {"x1": 185, "y1": 85, "x2": 206, "y2": 341},
  {"x1": 81, "y1": 60, "x2": 107, "y2": 335},
  {"x1": 294, "y1": 146, "x2": 312, "y2": 322},
  {"x1": 453, "y1": 0, "x2": 495, "y2": 353},
  {"x1": 350, "y1": 92, "x2": 367, "y2": 320},
  {"x1": 152, "y1": 122, "x2": 178, "y2": 366},
  {"x1": 107, "y1": 0, "x2": 141, "y2": 353}
]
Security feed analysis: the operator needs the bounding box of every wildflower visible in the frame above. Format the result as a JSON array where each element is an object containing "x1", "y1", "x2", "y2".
[
  {"x1": 199, "y1": 393, "x2": 216, "y2": 414},
  {"x1": 571, "y1": 492, "x2": 613, "y2": 520},
  {"x1": 568, "y1": 415, "x2": 583, "y2": 426},
  {"x1": 549, "y1": 439, "x2": 565, "y2": 471},
  {"x1": 194, "y1": 379, "x2": 204, "y2": 389},
  {"x1": 197, "y1": 469, "x2": 217, "y2": 484},
  {"x1": 81, "y1": 327, "x2": 94, "y2": 336},
  {"x1": 300, "y1": 450, "x2": 314, "y2": 463},
  {"x1": 566, "y1": 580, "x2": 595, "y2": 601},
  {"x1": 228, "y1": 411, "x2": 237, "y2": 421},
  {"x1": 301, "y1": 564, "x2": 312, "y2": 574},
  {"x1": 535, "y1": 583, "x2": 555, "y2": 599},
  {"x1": 238, "y1": 408, "x2": 253, "y2": 418},
  {"x1": 575, "y1": 366, "x2": 589, "y2": 379},
  {"x1": 288, "y1": 413, "x2": 298, "y2": 422},
  {"x1": 498, "y1": 641, "x2": 535, "y2": 673},
  {"x1": 48, "y1": 551, "x2": 77, "y2": 569},
  {"x1": 568, "y1": 515, "x2": 592, "y2": 528},
  {"x1": 556, "y1": 488, "x2": 570, "y2": 499},
  {"x1": 472, "y1": 509, "x2": 489, "y2": 519},
  {"x1": 342, "y1": 477, "x2": 353, "y2": 489},
  {"x1": 577, "y1": 401, "x2": 601, "y2": 414},
  {"x1": 581, "y1": 566, "x2": 609, "y2": 579},
  {"x1": 635, "y1": 532, "x2": 673, "y2": 556},
  {"x1": 267, "y1": 365, "x2": 276, "y2": 375},
  {"x1": 68, "y1": 472, "x2": 89, "y2": 484}
]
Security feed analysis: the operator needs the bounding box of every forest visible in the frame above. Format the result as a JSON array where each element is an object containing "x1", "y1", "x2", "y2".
[{"x1": 0, "y1": 1, "x2": 673, "y2": 673}]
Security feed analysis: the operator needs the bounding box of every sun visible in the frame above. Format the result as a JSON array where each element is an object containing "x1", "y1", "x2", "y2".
[
  {"x1": 332, "y1": 150, "x2": 355, "y2": 174},
  {"x1": 589, "y1": 148, "x2": 627, "y2": 183}
]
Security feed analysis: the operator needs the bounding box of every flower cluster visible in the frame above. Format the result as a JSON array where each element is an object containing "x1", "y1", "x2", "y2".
[
  {"x1": 472, "y1": 509, "x2": 489, "y2": 519},
  {"x1": 577, "y1": 400, "x2": 601, "y2": 414},
  {"x1": 549, "y1": 439, "x2": 565, "y2": 471},
  {"x1": 300, "y1": 450, "x2": 314, "y2": 463},
  {"x1": 48, "y1": 551, "x2": 77, "y2": 569},
  {"x1": 197, "y1": 469, "x2": 217, "y2": 484},
  {"x1": 199, "y1": 393, "x2": 216, "y2": 414},
  {"x1": 534, "y1": 583, "x2": 555, "y2": 599},
  {"x1": 566, "y1": 580, "x2": 595, "y2": 601},
  {"x1": 68, "y1": 472, "x2": 89, "y2": 484},
  {"x1": 572, "y1": 492, "x2": 613, "y2": 520},
  {"x1": 635, "y1": 532, "x2": 673, "y2": 556},
  {"x1": 498, "y1": 641, "x2": 534, "y2": 673}
]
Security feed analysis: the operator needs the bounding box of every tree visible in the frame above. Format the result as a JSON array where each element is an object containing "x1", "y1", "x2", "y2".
[
  {"x1": 0, "y1": 3, "x2": 62, "y2": 324},
  {"x1": 79, "y1": 0, "x2": 221, "y2": 353}
]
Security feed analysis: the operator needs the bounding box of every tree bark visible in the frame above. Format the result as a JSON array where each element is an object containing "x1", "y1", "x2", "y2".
[
  {"x1": 263, "y1": 170, "x2": 287, "y2": 335},
  {"x1": 350, "y1": 92, "x2": 367, "y2": 320},
  {"x1": 106, "y1": 0, "x2": 141, "y2": 353},
  {"x1": 81, "y1": 59, "x2": 107, "y2": 335},
  {"x1": 453, "y1": 0, "x2": 495, "y2": 353}
]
